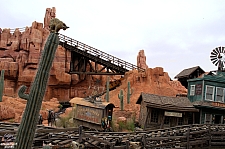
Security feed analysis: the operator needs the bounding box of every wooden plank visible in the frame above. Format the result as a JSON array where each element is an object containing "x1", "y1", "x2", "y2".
[
  {"x1": 58, "y1": 139, "x2": 72, "y2": 145},
  {"x1": 211, "y1": 142, "x2": 225, "y2": 146},
  {"x1": 146, "y1": 135, "x2": 186, "y2": 141},
  {"x1": 84, "y1": 133, "x2": 111, "y2": 145},
  {"x1": 187, "y1": 128, "x2": 190, "y2": 149}
]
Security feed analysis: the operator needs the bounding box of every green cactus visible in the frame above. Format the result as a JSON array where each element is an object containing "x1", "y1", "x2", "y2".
[
  {"x1": 127, "y1": 81, "x2": 133, "y2": 104},
  {"x1": 105, "y1": 76, "x2": 110, "y2": 102},
  {"x1": 0, "y1": 70, "x2": 4, "y2": 102},
  {"x1": 118, "y1": 89, "x2": 124, "y2": 110},
  {"x1": 15, "y1": 33, "x2": 59, "y2": 149}
]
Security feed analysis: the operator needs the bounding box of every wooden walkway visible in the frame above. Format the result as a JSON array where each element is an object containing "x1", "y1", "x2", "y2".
[{"x1": 0, "y1": 122, "x2": 225, "y2": 148}]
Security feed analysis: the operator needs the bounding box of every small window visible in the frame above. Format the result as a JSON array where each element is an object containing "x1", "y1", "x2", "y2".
[
  {"x1": 205, "y1": 85, "x2": 214, "y2": 101},
  {"x1": 216, "y1": 87, "x2": 224, "y2": 102},
  {"x1": 190, "y1": 85, "x2": 195, "y2": 96},
  {"x1": 151, "y1": 109, "x2": 159, "y2": 123}
]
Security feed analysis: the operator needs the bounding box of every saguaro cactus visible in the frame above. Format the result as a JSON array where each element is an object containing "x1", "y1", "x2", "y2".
[
  {"x1": 118, "y1": 89, "x2": 124, "y2": 110},
  {"x1": 105, "y1": 76, "x2": 110, "y2": 102},
  {"x1": 0, "y1": 70, "x2": 4, "y2": 102},
  {"x1": 15, "y1": 33, "x2": 59, "y2": 149},
  {"x1": 127, "y1": 81, "x2": 133, "y2": 104}
]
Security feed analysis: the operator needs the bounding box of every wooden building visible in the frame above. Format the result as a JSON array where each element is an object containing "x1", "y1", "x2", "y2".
[
  {"x1": 136, "y1": 93, "x2": 198, "y2": 130},
  {"x1": 188, "y1": 71, "x2": 225, "y2": 124},
  {"x1": 69, "y1": 97, "x2": 115, "y2": 130},
  {"x1": 174, "y1": 66, "x2": 205, "y2": 89}
]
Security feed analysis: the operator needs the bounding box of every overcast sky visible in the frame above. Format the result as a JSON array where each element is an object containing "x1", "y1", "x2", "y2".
[{"x1": 1, "y1": 0, "x2": 225, "y2": 79}]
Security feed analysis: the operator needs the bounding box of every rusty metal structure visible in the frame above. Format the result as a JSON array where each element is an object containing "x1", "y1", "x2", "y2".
[{"x1": 58, "y1": 34, "x2": 145, "y2": 75}]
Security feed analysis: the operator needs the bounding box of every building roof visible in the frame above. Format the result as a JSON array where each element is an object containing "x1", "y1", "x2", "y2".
[
  {"x1": 136, "y1": 93, "x2": 198, "y2": 112},
  {"x1": 193, "y1": 101, "x2": 225, "y2": 111},
  {"x1": 69, "y1": 97, "x2": 115, "y2": 109},
  {"x1": 174, "y1": 66, "x2": 205, "y2": 79}
]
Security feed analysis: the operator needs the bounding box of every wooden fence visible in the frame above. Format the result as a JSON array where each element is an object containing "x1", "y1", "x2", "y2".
[{"x1": 0, "y1": 122, "x2": 225, "y2": 148}]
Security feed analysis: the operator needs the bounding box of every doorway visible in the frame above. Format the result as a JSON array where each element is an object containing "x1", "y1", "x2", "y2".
[{"x1": 214, "y1": 115, "x2": 222, "y2": 124}]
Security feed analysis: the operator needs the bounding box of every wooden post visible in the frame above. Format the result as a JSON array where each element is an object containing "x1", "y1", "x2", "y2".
[
  {"x1": 110, "y1": 142, "x2": 115, "y2": 149},
  {"x1": 126, "y1": 140, "x2": 129, "y2": 149},
  {"x1": 186, "y1": 127, "x2": 190, "y2": 149},
  {"x1": 143, "y1": 133, "x2": 146, "y2": 148},
  {"x1": 208, "y1": 125, "x2": 211, "y2": 148},
  {"x1": 79, "y1": 126, "x2": 83, "y2": 143},
  {"x1": 160, "y1": 115, "x2": 165, "y2": 129}
]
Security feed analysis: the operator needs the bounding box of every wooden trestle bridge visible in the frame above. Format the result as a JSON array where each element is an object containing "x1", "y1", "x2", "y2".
[
  {"x1": 0, "y1": 122, "x2": 225, "y2": 149},
  {"x1": 58, "y1": 33, "x2": 145, "y2": 75}
]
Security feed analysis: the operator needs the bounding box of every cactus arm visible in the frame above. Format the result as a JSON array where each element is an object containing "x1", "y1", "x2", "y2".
[
  {"x1": 18, "y1": 85, "x2": 29, "y2": 100},
  {"x1": 118, "y1": 89, "x2": 124, "y2": 111},
  {"x1": 0, "y1": 70, "x2": 5, "y2": 102},
  {"x1": 15, "y1": 33, "x2": 59, "y2": 149}
]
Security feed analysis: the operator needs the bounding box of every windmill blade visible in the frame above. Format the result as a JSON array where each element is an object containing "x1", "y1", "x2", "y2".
[
  {"x1": 211, "y1": 52, "x2": 217, "y2": 56},
  {"x1": 222, "y1": 47, "x2": 225, "y2": 53},
  {"x1": 219, "y1": 46, "x2": 222, "y2": 53},
  {"x1": 215, "y1": 60, "x2": 220, "y2": 66},
  {"x1": 210, "y1": 57, "x2": 217, "y2": 62},
  {"x1": 212, "y1": 59, "x2": 218, "y2": 65},
  {"x1": 216, "y1": 47, "x2": 220, "y2": 54},
  {"x1": 210, "y1": 55, "x2": 217, "y2": 59},
  {"x1": 212, "y1": 49, "x2": 218, "y2": 54}
]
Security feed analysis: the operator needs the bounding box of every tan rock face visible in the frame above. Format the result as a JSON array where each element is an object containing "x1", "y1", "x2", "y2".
[
  {"x1": 0, "y1": 96, "x2": 60, "y2": 122},
  {"x1": 137, "y1": 50, "x2": 148, "y2": 69},
  {"x1": 102, "y1": 67, "x2": 187, "y2": 120}
]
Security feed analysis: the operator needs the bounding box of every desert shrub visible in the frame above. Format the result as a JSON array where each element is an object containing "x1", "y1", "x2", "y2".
[{"x1": 56, "y1": 107, "x2": 77, "y2": 128}]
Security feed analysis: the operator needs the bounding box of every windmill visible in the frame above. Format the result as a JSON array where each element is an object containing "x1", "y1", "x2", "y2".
[{"x1": 210, "y1": 46, "x2": 225, "y2": 71}]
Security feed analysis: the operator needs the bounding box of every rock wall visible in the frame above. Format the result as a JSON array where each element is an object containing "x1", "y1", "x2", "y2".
[{"x1": 0, "y1": 7, "x2": 107, "y2": 101}]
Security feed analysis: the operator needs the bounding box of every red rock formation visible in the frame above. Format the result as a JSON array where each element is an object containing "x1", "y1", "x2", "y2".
[
  {"x1": 44, "y1": 7, "x2": 56, "y2": 29},
  {"x1": 103, "y1": 67, "x2": 187, "y2": 120},
  {"x1": 0, "y1": 7, "x2": 187, "y2": 121},
  {"x1": 137, "y1": 50, "x2": 148, "y2": 69},
  {"x1": 0, "y1": 96, "x2": 60, "y2": 122}
]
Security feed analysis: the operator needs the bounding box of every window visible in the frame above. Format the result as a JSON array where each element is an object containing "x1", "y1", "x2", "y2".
[
  {"x1": 164, "y1": 116, "x2": 170, "y2": 125},
  {"x1": 151, "y1": 109, "x2": 159, "y2": 123},
  {"x1": 188, "y1": 112, "x2": 193, "y2": 124},
  {"x1": 205, "y1": 85, "x2": 214, "y2": 101},
  {"x1": 204, "y1": 114, "x2": 212, "y2": 124},
  {"x1": 216, "y1": 87, "x2": 224, "y2": 102},
  {"x1": 178, "y1": 117, "x2": 183, "y2": 125},
  {"x1": 190, "y1": 85, "x2": 195, "y2": 96}
]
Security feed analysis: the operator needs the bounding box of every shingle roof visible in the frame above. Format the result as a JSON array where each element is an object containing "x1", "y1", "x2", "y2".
[
  {"x1": 136, "y1": 93, "x2": 198, "y2": 112},
  {"x1": 69, "y1": 97, "x2": 115, "y2": 109},
  {"x1": 174, "y1": 66, "x2": 204, "y2": 79}
]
